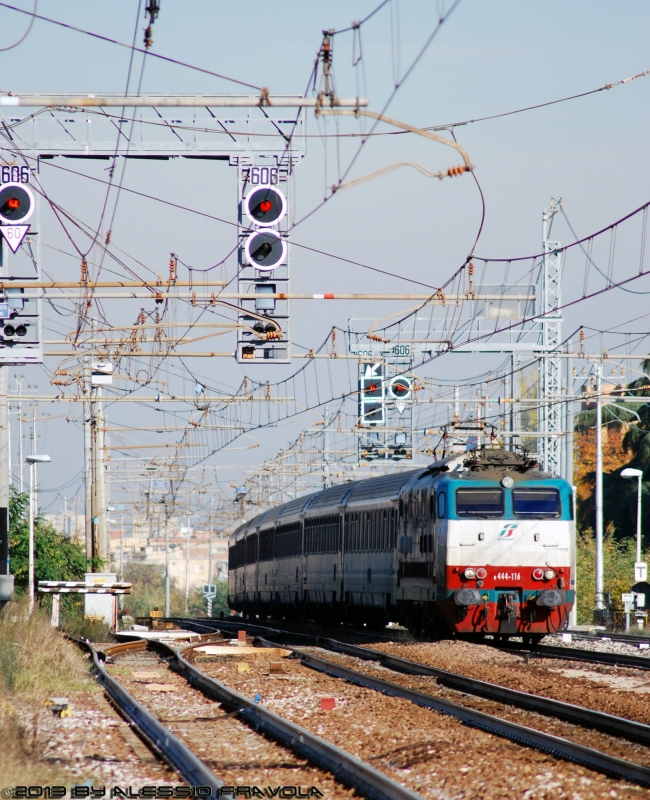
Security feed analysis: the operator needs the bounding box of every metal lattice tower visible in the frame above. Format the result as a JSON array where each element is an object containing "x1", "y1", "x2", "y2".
[{"x1": 540, "y1": 200, "x2": 563, "y2": 476}]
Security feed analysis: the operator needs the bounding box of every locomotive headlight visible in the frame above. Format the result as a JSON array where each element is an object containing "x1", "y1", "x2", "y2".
[
  {"x1": 532, "y1": 568, "x2": 544, "y2": 580},
  {"x1": 543, "y1": 568, "x2": 556, "y2": 580},
  {"x1": 476, "y1": 568, "x2": 487, "y2": 580},
  {"x1": 463, "y1": 567, "x2": 476, "y2": 580},
  {"x1": 501, "y1": 475, "x2": 514, "y2": 488}
]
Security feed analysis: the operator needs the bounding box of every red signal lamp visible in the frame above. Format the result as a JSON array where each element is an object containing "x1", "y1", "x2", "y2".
[
  {"x1": 259, "y1": 199, "x2": 273, "y2": 213},
  {"x1": 6, "y1": 197, "x2": 19, "y2": 210}
]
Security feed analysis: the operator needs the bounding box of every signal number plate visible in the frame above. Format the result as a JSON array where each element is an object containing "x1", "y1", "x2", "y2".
[{"x1": 1, "y1": 165, "x2": 29, "y2": 184}]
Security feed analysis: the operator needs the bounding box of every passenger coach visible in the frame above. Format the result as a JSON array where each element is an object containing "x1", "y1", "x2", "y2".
[{"x1": 228, "y1": 448, "x2": 575, "y2": 640}]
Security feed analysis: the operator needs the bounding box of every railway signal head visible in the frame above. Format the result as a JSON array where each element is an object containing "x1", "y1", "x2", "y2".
[
  {"x1": 388, "y1": 376, "x2": 412, "y2": 401},
  {"x1": 0, "y1": 183, "x2": 35, "y2": 224},
  {"x1": 244, "y1": 185, "x2": 286, "y2": 227},
  {"x1": 360, "y1": 363, "x2": 386, "y2": 426},
  {"x1": 244, "y1": 229, "x2": 286, "y2": 271}
]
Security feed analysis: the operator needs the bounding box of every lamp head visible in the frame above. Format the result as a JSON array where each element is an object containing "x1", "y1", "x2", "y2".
[
  {"x1": 621, "y1": 468, "x2": 643, "y2": 479},
  {"x1": 26, "y1": 454, "x2": 51, "y2": 464}
]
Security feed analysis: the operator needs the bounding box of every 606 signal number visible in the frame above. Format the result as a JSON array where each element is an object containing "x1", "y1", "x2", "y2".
[
  {"x1": 247, "y1": 166, "x2": 279, "y2": 186},
  {"x1": 1, "y1": 166, "x2": 29, "y2": 184}
]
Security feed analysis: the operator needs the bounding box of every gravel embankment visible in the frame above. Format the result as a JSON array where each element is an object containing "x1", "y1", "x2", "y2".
[
  {"x1": 187, "y1": 643, "x2": 648, "y2": 799},
  {"x1": 107, "y1": 647, "x2": 353, "y2": 797},
  {"x1": 357, "y1": 638, "x2": 650, "y2": 726}
]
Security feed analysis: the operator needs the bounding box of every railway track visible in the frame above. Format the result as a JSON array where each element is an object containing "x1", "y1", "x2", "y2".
[
  {"x1": 165, "y1": 614, "x2": 650, "y2": 671},
  {"x1": 74, "y1": 637, "x2": 223, "y2": 790},
  {"x1": 481, "y1": 636, "x2": 650, "y2": 671},
  {"x1": 565, "y1": 629, "x2": 650, "y2": 646},
  {"x1": 100, "y1": 636, "x2": 427, "y2": 800},
  {"x1": 159, "y1": 618, "x2": 650, "y2": 790}
]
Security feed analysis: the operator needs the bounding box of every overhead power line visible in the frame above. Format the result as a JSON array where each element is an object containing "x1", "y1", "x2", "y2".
[
  {"x1": 0, "y1": 0, "x2": 36, "y2": 51},
  {"x1": 0, "y1": 1, "x2": 263, "y2": 90}
]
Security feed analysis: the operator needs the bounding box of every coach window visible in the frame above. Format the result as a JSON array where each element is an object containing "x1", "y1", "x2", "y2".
[
  {"x1": 437, "y1": 492, "x2": 446, "y2": 519},
  {"x1": 430, "y1": 492, "x2": 436, "y2": 520}
]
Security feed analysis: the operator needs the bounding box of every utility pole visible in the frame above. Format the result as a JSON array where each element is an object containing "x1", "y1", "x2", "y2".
[
  {"x1": 119, "y1": 513, "x2": 123, "y2": 579},
  {"x1": 208, "y1": 496, "x2": 213, "y2": 586},
  {"x1": 16, "y1": 378, "x2": 23, "y2": 493},
  {"x1": 594, "y1": 361, "x2": 605, "y2": 624},
  {"x1": 83, "y1": 364, "x2": 93, "y2": 566},
  {"x1": 95, "y1": 391, "x2": 107, "y2": 562},
  {"x1": 147, "y1": 472, "x2": 153, "y2": 543},
  {"x1": 0, "y1": 367, "x2": 11, "y2": 603},
  {"x1": 566, "y1": 341, "x2": 577, "y2": 628},
  {"x1": 185, "y1": 515, "x2": 191, "y2": 614},
  {"x1": 323, "y1": 405, "x2": 329, "y2": 489},
  {"x1": 164, "y1": 510, "x2": 170, "y2": 617}
]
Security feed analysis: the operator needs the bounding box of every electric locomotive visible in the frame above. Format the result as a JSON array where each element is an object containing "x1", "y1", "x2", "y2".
[{"x1": 228, "y1": 448, "x2": 574, "y2": 639}]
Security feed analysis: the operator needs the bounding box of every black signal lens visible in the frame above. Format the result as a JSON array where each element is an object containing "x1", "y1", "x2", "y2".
[
  {"x1": 244, "y1": 186, "x2": 286, "y2": 227},
  {"x1": 0, "y1": 184, "x2": 33, "y2": 223}
]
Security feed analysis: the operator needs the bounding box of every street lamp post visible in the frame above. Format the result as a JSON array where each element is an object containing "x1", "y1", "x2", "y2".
[
  {"x1": 26, "y1": 454, "x2": 51, "y2": 614},
  {"x1": 621, "y1": 467, "x2": 644, "y2": 567}
]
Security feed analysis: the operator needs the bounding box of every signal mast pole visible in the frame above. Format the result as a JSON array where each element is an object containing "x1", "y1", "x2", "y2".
[{"x1": 594, "y1": 361, "x2": 606, "y2": 623}]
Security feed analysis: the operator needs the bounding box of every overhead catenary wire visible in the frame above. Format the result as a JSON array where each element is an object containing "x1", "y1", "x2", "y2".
[
  {"x1": 0, "y1": 0, "x2": 36, "y2": 51},
  {"x1": 0, "y1": 1, "x2": 263, "y2": 90}
]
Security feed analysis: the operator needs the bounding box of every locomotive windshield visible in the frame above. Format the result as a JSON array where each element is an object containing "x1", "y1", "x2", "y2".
[
  {"x1": 456, "y1": 488, "x2": 504, "y2": 517},
  {"x1": 513, "y1": 488, "x2": 561, "y2": 517}
]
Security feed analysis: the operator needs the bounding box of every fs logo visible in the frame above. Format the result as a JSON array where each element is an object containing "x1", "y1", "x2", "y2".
[{"x1": 499, "y1": 523, "x2": 518, "y2": 539}]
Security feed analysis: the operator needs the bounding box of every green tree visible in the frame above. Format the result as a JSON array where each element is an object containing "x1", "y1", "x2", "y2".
[
  {"x1": 576, "y1": 526, "x2": 640, "y2": 627},
  {"x1": 573, "y1": 359, "x2": 650, "y2": 543},
  {"x1": 122, "y1": 561, "x2": 221, "y2": 617},
  {"x1": 210, "y1": 579, "x2": 230, "y2": 617},
  {"x1": 8, "y1": 488, "x2": 88, "y2": 593}
]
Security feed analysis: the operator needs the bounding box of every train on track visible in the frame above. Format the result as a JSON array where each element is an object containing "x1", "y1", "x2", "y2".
[{"x1": 228, "y1": 448, "x2": 575, "y2": 640}]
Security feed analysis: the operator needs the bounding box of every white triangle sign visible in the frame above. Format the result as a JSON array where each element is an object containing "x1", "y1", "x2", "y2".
[
  {"x1": 395, "y1": 401, "x2": 406, "y2": 414},
  {"x1": 2, "y1": 224, "x2": 30, "y2": 253}
]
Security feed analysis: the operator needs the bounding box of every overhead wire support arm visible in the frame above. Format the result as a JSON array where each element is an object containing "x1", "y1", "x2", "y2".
[{"x1": 0, "y1": 95, "x2": 369, "y2": 109}]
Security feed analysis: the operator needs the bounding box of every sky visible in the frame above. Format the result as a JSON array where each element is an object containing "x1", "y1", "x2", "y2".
[{"x1": 1, "y1": 0, "x2": 650, "y2": 525}]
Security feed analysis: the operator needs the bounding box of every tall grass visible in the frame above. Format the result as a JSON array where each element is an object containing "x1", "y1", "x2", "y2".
[{"x1": 0, "y1": 597, "x2": 93, "y2": 784}]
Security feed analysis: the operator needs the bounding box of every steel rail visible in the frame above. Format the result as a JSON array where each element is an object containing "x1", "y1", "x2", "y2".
[
  {"x1": 163, "y1": 621, "x2": 650, "y2": 743},
  {"x1": 313, "y1": 637, "x2": 650, "y2": 746},
  {"x1": 266, "y1": 643, "x2": 650, "y2": 788},
  {"x1": 484, "y1": 639, "x2": 650, "y2": 671},
  {"x1": 565, "y1": 630, "x2": 650, "y2": 646},
  {"x1": 145, "y1": 637, "x2": 426, "y2": 800},
  {"x1": 164, "y1": 620, "x2": 650, "y2": 785},
  {"x1": 73, "y1": 638, "x2": 224, "y2": 790}
]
